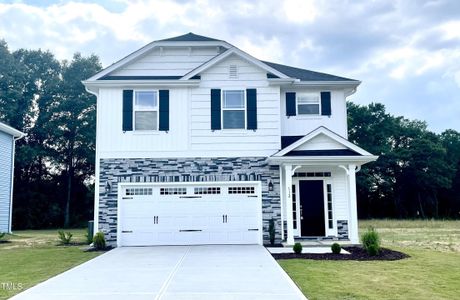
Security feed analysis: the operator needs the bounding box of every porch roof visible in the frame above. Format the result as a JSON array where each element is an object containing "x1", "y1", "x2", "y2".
[{"x1": 269, "y1": 126, "x2": 378, "y2": 165}]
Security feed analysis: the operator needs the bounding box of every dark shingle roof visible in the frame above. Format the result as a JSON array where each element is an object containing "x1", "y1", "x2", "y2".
[
  {"x1": 263, "y1": 61, "x2": 357, "y2": 82},
  {"x1": 157, "y1": 32, "x2": 221, "y2": 42}
]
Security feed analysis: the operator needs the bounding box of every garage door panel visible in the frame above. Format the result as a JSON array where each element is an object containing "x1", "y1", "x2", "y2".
[{"x1": 120, "y1": 183, "x2": 261, "y2": 246}]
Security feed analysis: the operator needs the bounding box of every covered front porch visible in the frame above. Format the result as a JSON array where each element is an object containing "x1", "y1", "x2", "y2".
[{"x1": 269, "y1": 127, "x2": 377, "y2": 245}]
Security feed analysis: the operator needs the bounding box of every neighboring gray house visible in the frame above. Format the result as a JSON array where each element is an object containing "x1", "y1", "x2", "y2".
[{"x1": 0, "y1": 122, "x2": 24, "y2": 233}]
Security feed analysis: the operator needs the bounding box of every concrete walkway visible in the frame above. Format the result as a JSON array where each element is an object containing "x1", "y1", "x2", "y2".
[{"x1": 11, "y1": 245, "x2": 306, "y2": 300}]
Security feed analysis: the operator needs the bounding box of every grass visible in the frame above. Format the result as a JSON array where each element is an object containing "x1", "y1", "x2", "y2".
[
  {"x1": 279, "y1": 219, "x2": 460, "y2": 300},
  {"x1": 0, "y1": 229, "x2": 101, "y2": 299}
]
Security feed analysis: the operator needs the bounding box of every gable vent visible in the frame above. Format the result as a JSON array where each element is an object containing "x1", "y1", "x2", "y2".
[{"x1": 229, "y1": 65, "x2": 238, "y2": 79}]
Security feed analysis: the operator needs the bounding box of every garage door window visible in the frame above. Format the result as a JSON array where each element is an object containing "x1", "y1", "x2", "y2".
[
  {"x1": 126, "y1": 188, "x2": 153, "y2": 196},
  {"x1": 160, "y1": 187, "x2": 187, "y2": 195},
  {"x1": 228, "y1": 186, "x2": 255, "y2": 194},
  {"x1": 194, "y1": 187, "x2": 221, "y2": 194}
]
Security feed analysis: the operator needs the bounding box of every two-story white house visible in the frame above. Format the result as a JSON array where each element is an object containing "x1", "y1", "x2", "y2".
[{"x1": 83, "y1": 33, "x2": 377, "y2": 247}]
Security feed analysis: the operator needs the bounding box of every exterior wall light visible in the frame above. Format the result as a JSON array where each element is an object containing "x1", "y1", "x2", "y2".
[
  {"x1": 268, "y1": 180, "x2": 274, "y2": 191},
  {"x1": 105, "y1": 181, "x2": 112, "y2": 194}
]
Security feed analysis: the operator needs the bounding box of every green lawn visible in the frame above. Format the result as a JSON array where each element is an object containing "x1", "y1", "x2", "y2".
[
  {"x1": 0, "y1": 229, "x2": 101, "y2": 299},
  {"x1": 279, "y1": 219, "x2": 460, "y2": 300}
]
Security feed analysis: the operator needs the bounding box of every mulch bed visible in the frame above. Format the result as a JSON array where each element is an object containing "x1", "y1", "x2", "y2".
[{"x1": 272, "y1": 246, "x2": 409, "y2": 261}]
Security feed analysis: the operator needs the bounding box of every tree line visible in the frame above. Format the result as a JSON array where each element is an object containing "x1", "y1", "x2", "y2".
[
  {"x1": 348, "y1": 102, "x2": 460, "y2": 219},
  {"x1": 0, "y1": 40, "x2": 101, "y2": 229},
  {"x1": 0, "y1": 41, "x2": 459, "y2": 229}
]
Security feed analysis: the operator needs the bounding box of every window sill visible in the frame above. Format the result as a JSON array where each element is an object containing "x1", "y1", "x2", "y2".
[
  {"x1": 293, "y1": 115, "x2": 325, "y2": 120},
  {"x1": 128, "y1": 131, "x2": 163, "y2": 135}
]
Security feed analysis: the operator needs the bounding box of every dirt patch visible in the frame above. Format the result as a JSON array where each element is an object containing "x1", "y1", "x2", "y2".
[{"x1": 272, "y1": 246, "x2": 410, "y2": 261}]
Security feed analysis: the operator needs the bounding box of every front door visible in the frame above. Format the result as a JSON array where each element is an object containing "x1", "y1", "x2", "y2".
[{"x1": 299, "y1": 180, "x2": 325, "y2": 236}]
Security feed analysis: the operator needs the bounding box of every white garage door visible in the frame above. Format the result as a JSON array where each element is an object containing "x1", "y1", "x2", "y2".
[{"x1": 118, "y1": 182, "x2": 261, "y2": 246}]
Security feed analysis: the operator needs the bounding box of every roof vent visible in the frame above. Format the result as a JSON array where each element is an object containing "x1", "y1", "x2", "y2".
[{"x1": 229, "y1": 65, "x2": 238, "y2": 79}]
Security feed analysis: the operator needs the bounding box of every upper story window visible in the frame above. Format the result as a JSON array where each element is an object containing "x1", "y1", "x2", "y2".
[
  {"x1": 222, "y1": 90, "x2": 245, "y2": 129},
  {"x1": 297, "y1": 93, "x2": 320, "y2": 115},
  {"x1": 134, "y1": 91, "x2": 158, "y2": 130}
]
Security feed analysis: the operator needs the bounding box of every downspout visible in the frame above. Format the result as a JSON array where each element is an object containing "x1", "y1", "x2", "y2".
[
  {"x1": 84, "y1": 85, "x2": 100, "y2": 235},
  {"x1": 9, "y1": 134, "x2": 25, "y2": 233}
]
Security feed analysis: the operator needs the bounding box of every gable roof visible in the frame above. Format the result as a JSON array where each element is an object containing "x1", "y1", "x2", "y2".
[
  {"x1": 262, "y1": 61, "x2": 357, "y2": 82},
  {"x1": 0, "y1": 121, "x2": 25, "y2": 138},
  {"x1": 157, "y1": 32, "x2": 221, "y2": 42},
  {"x1": 83, "y1": 33, "x2": 359, "y2": 87},
  {"x1": 181, "y1": 47, "x2": 291, "y2": 80},
  {"x1": 274, "y1": 126, "x2": 374, "y2": 157}
]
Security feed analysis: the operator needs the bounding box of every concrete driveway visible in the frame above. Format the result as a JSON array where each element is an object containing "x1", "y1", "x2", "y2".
[{"x1": 11, "y1": 245, "x2": 306, "y2": 300}]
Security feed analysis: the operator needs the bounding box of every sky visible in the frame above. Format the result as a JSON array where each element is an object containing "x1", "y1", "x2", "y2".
[{"x1": 0, "y1": 0, "x2": 459, "y2": 132}]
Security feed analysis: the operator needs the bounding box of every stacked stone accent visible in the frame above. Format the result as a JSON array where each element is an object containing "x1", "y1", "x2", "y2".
[
  {"x1": 98, "y1": 157, "x2": 281, "y2": 244},
  {"x1": 337, "y1": 220, "x2": 349, "y2": 240}
]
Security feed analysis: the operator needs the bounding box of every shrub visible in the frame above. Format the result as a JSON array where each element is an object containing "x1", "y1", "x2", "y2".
[
  {"x1": 0, "y1": 232, "x2": 6, "y2": 240},
  {"x1": 268, "y1": 219, "x2": 276, "y2": 245},
  {"x1": 331, "y1": 243, "x2": 341, "y2": 254},
  {"x1": 58, "y1": 231, "x2": 73, "y2": 245},
  {"x1": 85, "y1": 228, "x2": 93, "y2": 245},
  {"x1": 362, "y1": 227, "x2": 381, "y2": 256},
  {"x1": 293, "y1": 242, "x2": 302, "y2": 254},
  {"x1": 93, "y1": 232, "x2": 106, "y2": 250}
]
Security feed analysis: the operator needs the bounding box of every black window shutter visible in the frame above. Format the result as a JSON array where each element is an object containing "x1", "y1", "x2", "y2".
[
  {"x1": 122, "y1": 90, "x2": 133, "y2": 131},
  {"x1": 246, "y1": 88, "x2": 257, "y2": 130},
  {"x1": 210, "y1": 89, "x2": 221, "y2": 130},
  {"x1": 159, "y1": 90, "x2": 169, "y2": 131},
  {"x1": 286, "y1": 92, "x2": 296, "y2": 116},
  {"x1": 321, "y1": 91, "x2": 331, "y2": 116}
]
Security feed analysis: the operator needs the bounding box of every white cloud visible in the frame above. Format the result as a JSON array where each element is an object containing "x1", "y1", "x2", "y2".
[
  {"x1": 0, "y1": 0, "x2": 459, "y2": 131},
  {"x1": 282, "y1": 0, "x2": 317, "y2": 23}
]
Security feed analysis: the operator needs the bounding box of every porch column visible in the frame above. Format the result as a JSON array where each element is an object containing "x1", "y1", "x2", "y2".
[
  {"x1": 284, "y1": 164, "x2": 295, "y2": 245},
  {"x1": 348, "y1": 164, "x2": 359, "y2": 244}
]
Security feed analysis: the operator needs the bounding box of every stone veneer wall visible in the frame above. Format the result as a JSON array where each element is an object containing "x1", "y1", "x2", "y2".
[
  {"x1": 98, "y1": 157, "x2": 281, "y2": 244},
  {"x1": 337, "y1": 220, "x2": 349, "y2": 240}
]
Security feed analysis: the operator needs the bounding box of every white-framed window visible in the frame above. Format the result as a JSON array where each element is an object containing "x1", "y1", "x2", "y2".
[
  {"x1": 222, "y1": 90, "x2": 246, "y2": 129},
  {"x1": 297, "y1": 93, "x2": 320, "y2": 115},
  {"x1": 134, "y1": 91, "x2": 158, "y2": 131}
]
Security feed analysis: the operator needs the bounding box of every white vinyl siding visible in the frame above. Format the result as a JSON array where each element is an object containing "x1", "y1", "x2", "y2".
[
  {"x1": 109, "y1": 46, "x2": 222, "y2": 77},
  {"x1": 0, "y1": 131, "x2": 13, "y2": 233},
  {"x1": 190, "y1": 54, "x2": 281, "y2": 155}
]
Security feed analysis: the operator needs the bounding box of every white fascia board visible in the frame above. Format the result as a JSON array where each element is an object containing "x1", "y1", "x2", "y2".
[
  {"x1": 85, "y1": 40, "x2": 232, "y2": 82},
  {"x1": 267, "y1": 155, "x2": 379, "y2": 165},
  {"x1": 292, "y1": 80, "x2": 361, "y2": 86},
  {"x1": 181, "y1": 47, "x2": 290, "y2": 80},
  {"x1": 83, "y1": 79, "x2": 201, "y2": 89},
  {"x1": 0, "y1": 122, "x2": 25, "y2": 138},
  {"x1": 274, "y1": 126, "x2": 374, "y2": 157}
]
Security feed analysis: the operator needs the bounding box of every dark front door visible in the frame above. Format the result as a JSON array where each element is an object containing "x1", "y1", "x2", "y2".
[{"x1": 299, "y1": 180, "x2": 325, "y2": 236}]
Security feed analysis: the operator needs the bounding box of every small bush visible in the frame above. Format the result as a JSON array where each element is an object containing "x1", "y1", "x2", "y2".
[
  {"x1": 58, "y1": 231, "x2": 73, "y2": 245},
  {"x1": 0, "y1": 232, "x2": 6, "y2": 240},
  {"x1": 85, "y1": 228, "x2": 93, "y2": 245},
  {"x1": 268, "y1": 219, "x2": 276, "y2": 245},
  {"x1": 293, "y1": 242, "x2": 302, "y2": 254},
  {"x1": 362, "y1": 227, "x2": 381, "y2": 256},
  {"x1": 331, "y1": 243, "x2": 341, "y2": 254},
  {"x1": 93, "y1": 232, "x2": 106, "y2": 250}
]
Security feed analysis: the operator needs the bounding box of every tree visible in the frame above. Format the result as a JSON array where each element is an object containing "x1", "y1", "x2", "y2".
[
  {"x1": 46, "y1": 53, "x2": 101, "y2": 227},
  {"x1": 348, "y1": 101, "x2": 459, "y2": 219}
]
